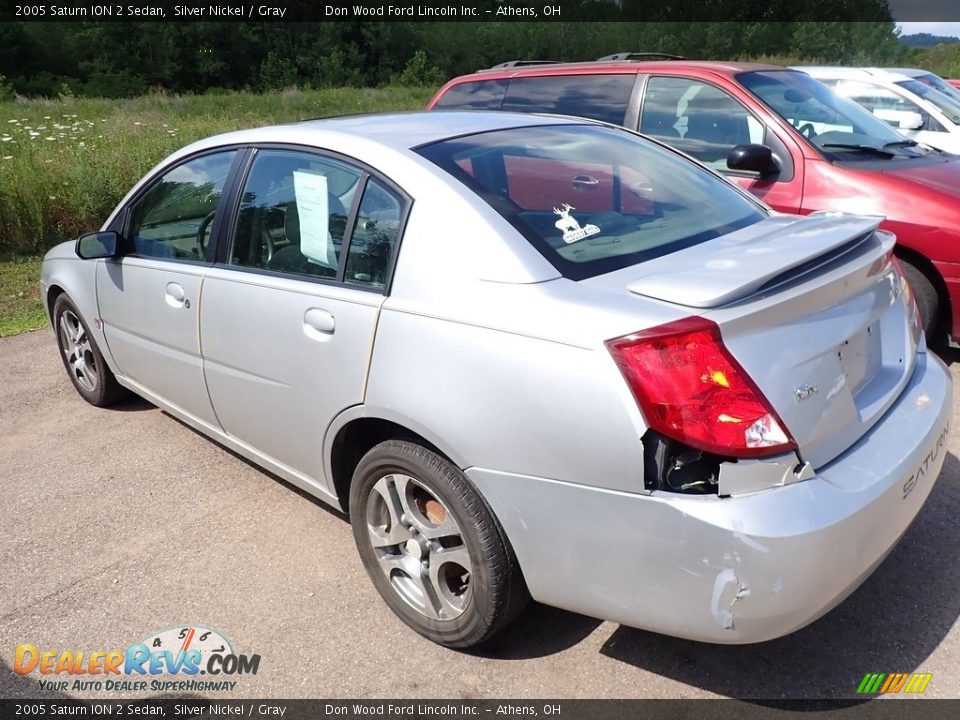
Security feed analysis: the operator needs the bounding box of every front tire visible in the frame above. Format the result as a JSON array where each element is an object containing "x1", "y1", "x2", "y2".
[
  {"x1": 349, "y1": 440, "x2": 528, "y2": 648},
  {"x1": 53, "y1": 295, "x2": 127, "y2": 407}
]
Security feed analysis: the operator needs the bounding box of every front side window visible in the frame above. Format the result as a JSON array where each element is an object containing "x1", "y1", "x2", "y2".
[
  {"x1": 229, "y1": 150, "x2": 362, "y2": 280},
  {"x1": 417, "y1": 124, "x2": 766, "y2": 280},
  {"x1": 500, "y1": 74, "x2": 635, "y2": 125},
  {"x1": 126, "y1": 151, "x2": 237, "y2": 260},
  {"x1": 640, "y1": 77, "x2": 764, "y2": 169}
]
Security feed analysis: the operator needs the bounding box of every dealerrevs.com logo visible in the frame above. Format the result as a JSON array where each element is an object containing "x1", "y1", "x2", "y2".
[{"x1": 14, "y1": 625, "x2": 260, "y2": 693}]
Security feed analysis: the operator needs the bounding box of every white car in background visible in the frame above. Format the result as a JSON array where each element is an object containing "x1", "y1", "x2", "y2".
[
  {"x1": 885, "y1": 67, "x2": 960, "y2": 103},
  {"x1": 795, "y1": 66, "x2": 960, "y2": 154}
]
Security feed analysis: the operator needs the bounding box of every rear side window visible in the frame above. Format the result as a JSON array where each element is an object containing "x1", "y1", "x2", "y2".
[
  {"x1": 434, "y1": 80, "x2": 507, "y2": 110},
  {"x1": 500, "y1": 74, "x2": 635, "y2": 125},
  {"x1": 417, "y1": 124, "x2": 766, "y2": 280}
]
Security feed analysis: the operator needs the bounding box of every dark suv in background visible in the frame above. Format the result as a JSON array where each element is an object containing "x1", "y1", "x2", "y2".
[{"x1": 429, "y1": 55, "x2": 960, "y2": 341}]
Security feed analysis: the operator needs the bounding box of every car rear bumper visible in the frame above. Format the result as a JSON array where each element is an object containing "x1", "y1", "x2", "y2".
[{"x1": 466, "y1": 351, "x2": 951, "y2": 643}]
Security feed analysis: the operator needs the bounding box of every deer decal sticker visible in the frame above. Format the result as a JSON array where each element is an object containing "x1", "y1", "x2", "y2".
[{"x1": 553, "y1": 203, "x2": 601, "y2": 244}]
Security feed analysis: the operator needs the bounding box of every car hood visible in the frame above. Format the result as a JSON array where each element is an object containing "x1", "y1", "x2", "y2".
[{"x1": 879, "y1": 156, "x2": 960, "y2": 196}]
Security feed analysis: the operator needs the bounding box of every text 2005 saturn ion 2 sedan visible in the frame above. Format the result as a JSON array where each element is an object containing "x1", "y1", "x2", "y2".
[{"x1": 42, "y1": 112, "x2": 950, "y2": 648}]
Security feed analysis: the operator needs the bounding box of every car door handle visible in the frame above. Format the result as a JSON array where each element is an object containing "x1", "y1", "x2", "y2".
[
  {"x1": 571, "y1": 175, "x2": 600, "y2": 191},
  {"x1": 165, "y1": 282, "x2": 189, "y2": 309},
  {"x1": 303, "y1": 308, "x2": 335, "y2": 339}
]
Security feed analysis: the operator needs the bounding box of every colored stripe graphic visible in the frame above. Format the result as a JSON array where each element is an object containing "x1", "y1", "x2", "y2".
[
  {"x1": 856, "y1": 672, "x2": 932, "y2": 694},
  {"x1": 857, "y1": 673, "x2": 886, "y2": 694},
  {"x1": 904, "y1": 673, "x2": 934, "y2": 694}
]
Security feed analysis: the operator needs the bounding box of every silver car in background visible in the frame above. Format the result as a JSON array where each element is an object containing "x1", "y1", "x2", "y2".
[{"x1": 41, "y1": 112, "x2": 950, "y2": 648}]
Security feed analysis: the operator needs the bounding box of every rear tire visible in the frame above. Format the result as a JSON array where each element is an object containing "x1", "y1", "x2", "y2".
[
  {"x1": 53, "y1": 295, "x2": 127, "y2": 407},
  {"x1": 900, "y1": 260, "x2": 940, "y2": 340},
  {"x1": 349, "y1": 440, "x2": 529, "y2": 648}
]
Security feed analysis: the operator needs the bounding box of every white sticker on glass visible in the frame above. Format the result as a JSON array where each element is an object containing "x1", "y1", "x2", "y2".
[
  {"x1": 293, "y1": 170, "x2": 336, "y2": 267},
  {"x1": 553, "y1": 203, "x2": 600, "y2": 244}
]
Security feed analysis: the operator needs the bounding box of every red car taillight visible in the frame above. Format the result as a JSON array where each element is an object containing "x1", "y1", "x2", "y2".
[
  {"x1": 890, "y1": 255, "x2": 923, "y2": 346},
  {"x1": 606, "y1": 317, "x2": 796, "y2": 458}
]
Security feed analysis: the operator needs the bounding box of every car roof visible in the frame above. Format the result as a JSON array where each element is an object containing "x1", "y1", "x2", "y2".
[
  {"x1": 182, "y1": 111, "x2": 589, "y2": 156},
  {"x1": 883, "y1": 68, "x2": 931, "y2": 78},
  {"x1": 795, "y1": 66, "x2": 913, "y2": 83},
  {"x1": 456, "y1": 59, "x2": 785, "y2": 80}
]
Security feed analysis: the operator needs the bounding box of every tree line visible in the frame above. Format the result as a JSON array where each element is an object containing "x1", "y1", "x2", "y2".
[{"x1": 0, "y1": 18, "x2": 944, "y2": 99}]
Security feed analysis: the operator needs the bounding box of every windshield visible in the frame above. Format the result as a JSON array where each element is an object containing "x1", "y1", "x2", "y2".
[
  {"x1": 896, "y1": 79, "x2": 960, "y2": 124},
  {"x1": 910, "y1": 72, "x2": 960, "y2": 102},
  {"x1": 738, "y1": 70, "x2": 930, "y2": 160},
  {"x1": 417, "y1": 124, "x2": 766, "y2": 280}
]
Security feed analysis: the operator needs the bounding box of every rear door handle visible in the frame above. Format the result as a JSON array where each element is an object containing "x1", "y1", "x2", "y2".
[
  {"x1": 303, "y1": 308, "x2": 335, "y2": 339},
  {"x1": 165, "y1": 282, "x2": 189, "y2": 308}
]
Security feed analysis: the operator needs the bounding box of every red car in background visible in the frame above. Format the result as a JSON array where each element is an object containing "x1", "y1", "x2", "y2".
[
  {"x1": 429, "y1": 58, "x2": 960, "y2": 340},
  {"x1": 950, "y1": 78, "x2": 960, "y2": 91}
]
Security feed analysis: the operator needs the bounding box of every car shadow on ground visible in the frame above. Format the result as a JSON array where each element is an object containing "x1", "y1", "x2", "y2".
[
  {"x1": 110, "y1": 395, "x2": 155, "y2": 412},
  {"x1": 473, "y1": 603, "x2": 603, "y2": 660},
  {"x1": 594, "y1": 452, "x2": 960, "y2": 702},
  {"x1": 933, "y1": 342, "x2": 960, "y2": 367}
]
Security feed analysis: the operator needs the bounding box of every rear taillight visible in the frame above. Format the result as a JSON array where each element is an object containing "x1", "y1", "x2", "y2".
[
  {"x1": 606, "y1": 317, "x2": 796, "y2": 458},
  {"x1": 890, "y1": 255, "x2": 923, "y2": 346}
]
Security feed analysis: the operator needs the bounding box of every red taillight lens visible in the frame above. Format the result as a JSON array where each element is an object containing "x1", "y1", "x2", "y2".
[
  {"x1": 606, "y1": 317, "x2": 796, "y2": 458},
  {"x1": 890, "y1": 255, "x2": 923, "y2": 345}
]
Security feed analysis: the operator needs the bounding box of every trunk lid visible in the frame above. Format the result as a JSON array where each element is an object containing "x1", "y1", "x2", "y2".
[
  {"x1": 601, "y1": 212, "x2": 919, "y2": 469},
  {"x1": 626, "y1": 213, "x2": 884, "y2": 308}
]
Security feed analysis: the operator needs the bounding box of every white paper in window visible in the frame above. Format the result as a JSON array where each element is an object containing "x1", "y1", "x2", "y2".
[{"x1": 292, "y1": 170, "x2": 335, "y2": 267}]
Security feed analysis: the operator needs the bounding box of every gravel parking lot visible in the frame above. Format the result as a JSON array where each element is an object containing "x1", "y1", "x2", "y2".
[{"x1": 2, "y1": 328, "x2": 959, "y2": 701}]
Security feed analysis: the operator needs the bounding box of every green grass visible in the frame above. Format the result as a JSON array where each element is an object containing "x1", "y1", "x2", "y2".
[
  {"x1": 0, "y1": 86, "x2": 436, "y2": 257},
  {"x1": 0, "y1": 85, "x2": 436, "y2": 337},
  {"x1": 0, "y1": 255, "x2": 45, "y2": 337}
]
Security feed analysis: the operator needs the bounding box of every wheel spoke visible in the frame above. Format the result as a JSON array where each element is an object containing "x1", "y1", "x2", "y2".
[
  {"x1": 428, "y1": 544, "x2": 472, "y2": 618},
  {"x1": 59, "y1": 316, "x2": 76, "y2": 356},
  {"x1": 374, "y1": 550, "x2": 413, "y2": 580},
  {"x1": 418, "y1": 565, "x2": 447, "y2": 618},
  {"x1": 393, "y1": 474, "x2": 461, "y2": 541},
  {"x1": 413, "y1": 512, "x2": 460, "y2": 542},
  {"x1": 367, "y1": 475, "x2": 412, "y2": 549},
  {"x1": 77, "y1": 359, "x2": 98, "y2": 389},
  {"x1": 432, "y1": 543, "x2": 472, "y2": 574},
  {"x1": 59, "y1": 310, "x2": 97, "y2": 392}
]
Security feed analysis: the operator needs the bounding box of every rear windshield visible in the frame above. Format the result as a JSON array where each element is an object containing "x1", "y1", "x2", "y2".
[{"x1": 416, "y1": 124, "x2": 766, "y2": 280}]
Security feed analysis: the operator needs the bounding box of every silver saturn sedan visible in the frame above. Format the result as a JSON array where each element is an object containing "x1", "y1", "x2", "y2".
[{"x1": 41, "y1": 112, "x2": 951, "y2": 648}]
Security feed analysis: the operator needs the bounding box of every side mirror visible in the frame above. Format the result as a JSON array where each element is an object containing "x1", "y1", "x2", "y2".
[
  {"x1": 898, "y1": 111, "x2": 924, "y2": 131},
  {"x1": 727, "y1": 144, "x2": 780, "y2": 177},
  {"x1": 75, "y1": 231, "x2": 120, "y2": 260}
]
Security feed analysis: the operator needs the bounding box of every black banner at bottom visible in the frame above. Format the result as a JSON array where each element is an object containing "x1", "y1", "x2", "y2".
[{"x1": 2, "y1": 699, "x2": 960, "y2": 720}]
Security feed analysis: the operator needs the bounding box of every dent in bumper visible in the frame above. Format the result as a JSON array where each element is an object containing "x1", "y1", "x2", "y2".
[{"x1": 467, "y1": 353, "x2": 951, "y2": 643}]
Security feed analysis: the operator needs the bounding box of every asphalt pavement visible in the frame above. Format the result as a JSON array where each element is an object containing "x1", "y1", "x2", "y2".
[{"x1": 1, "y1": 328, "x2": 958, "y2": 701}]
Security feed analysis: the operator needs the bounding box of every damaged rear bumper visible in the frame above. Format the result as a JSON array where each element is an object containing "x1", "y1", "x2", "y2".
[{"x1": 466, "y1": 351, "x2": 951, "y2": 643}]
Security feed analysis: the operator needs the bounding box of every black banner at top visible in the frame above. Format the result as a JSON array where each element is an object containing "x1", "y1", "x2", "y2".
[{"x1": 4, "y1": 0, "x2": 960, "y2": 23}]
